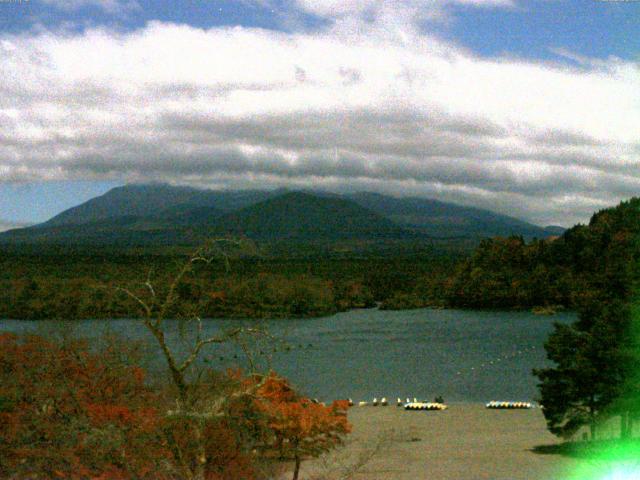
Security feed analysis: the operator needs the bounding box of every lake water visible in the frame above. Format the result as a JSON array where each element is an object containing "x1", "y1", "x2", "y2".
[{"x1": 0, "y1": 308, "x2": 574, "y2": 404}]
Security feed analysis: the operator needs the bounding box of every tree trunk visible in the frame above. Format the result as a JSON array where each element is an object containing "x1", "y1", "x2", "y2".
[
  {"x1": 145, "y1": 319, "x2": 189, "y2": 402},
  {"x1": 292, "y1": 454, "x2": 301, "y2": 480},
  {"x1": 621, "y1": 411, "x2": 630, "y2": 439},
  {"x1": 193, "y1": 421, "x2": 207, "y2": 480},
  {"x1": 589, "y1": 402, "x2": 597, "y2": 441}
]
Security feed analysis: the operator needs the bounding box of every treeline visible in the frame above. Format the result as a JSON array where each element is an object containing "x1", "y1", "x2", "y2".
[
  {"x1": 1, "y1": 244, "x2": 357, "y2": 478},
  {"x1": 3, "y1": 198, "x2": 638, "y2": 320},
  {"x1": 0, "y1": 251, "x2": 456, "y2": 320},
  {"x1": 437, "y1": 196, "x2": 640, "y2": 440},
  {"x1": 443, "y1": 198, "x2": 640, "y2": 310},
  {"x1": 531, "y1": 199, "x2": 640, "y2": 440}
]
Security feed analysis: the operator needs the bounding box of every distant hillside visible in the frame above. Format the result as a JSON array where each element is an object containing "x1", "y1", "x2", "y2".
[
  {"x1": 42, "y1": 185, "x2": 201, "y2": 227},
  {"x1": 208, "y1": 191, "x2": 408, "y2": 241},
  {"x1": 0, "y1": 184, "x2": 564, "y2": 247},
  {"x1": 43, "y1": 184, "x2": 275, "y2": 227},
  {"x1": 348, "y1": 192, "x2": 558, "y2": 239},
  {"x1": 542, "y1": 225, "x2": 566, "y2": 236},
  {"x1": 442, "y1": 196, "x2": 640, "y2": 309}
]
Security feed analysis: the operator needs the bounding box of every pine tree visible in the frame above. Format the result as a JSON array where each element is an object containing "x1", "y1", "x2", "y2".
[{"x1": 535, "y1": 300, "x2": 632, "y2": 439}]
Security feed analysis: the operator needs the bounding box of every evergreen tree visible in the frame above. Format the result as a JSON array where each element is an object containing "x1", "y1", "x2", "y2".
[
  {"x1": 608, "y1": 296, "x2": 640, "y2": 439},
  {"x1": 534, "y1": 195, "x2": 640, "y2": 441},
  {"x1": 534, "y1": 300, "x2": 631, "y2": 439}
]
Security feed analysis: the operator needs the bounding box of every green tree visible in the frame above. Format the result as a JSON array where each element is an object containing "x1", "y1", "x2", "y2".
[
  {"x1": 607, "y1": 295, "x2": 640, "y2": 439},
  {"x1": 534, "y1": 300, "x2": 631, "y2": 439}
]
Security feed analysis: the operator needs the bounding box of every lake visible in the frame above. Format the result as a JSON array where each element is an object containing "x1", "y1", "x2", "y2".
[{"x1": 0, "y1": 308, "x2": 574, "y2": 403}]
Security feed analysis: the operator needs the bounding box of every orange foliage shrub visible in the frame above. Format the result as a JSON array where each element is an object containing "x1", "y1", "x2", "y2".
[
  {"x1": 0, "y1": 332, "x2": 168, "y2": 479},
  {"x1": 0, "y1": 334, "x2": 350, "y2": 480},
  {"x1": 253, "y1": 373, "x2": 351, "y2": 480}
]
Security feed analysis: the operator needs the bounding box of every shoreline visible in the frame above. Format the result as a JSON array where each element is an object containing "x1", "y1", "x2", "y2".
[{"x1": 0, "y1": 304, "x2": 573, "y2": 323}]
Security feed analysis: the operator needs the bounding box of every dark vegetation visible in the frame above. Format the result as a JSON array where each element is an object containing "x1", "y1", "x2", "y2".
[
  {"x1": 1, "y1": 245, "x2": 352, "y2": 480},
  {"x1": 446, "y1": 198, "x2": 640, "y2": 310},
  {"x1": 0, "y1": 184, "x2": 568, "y2": 320},
  {"x1": 533, "y1": 198, "x2": 640, "y2": 442},
  {"x1": 0, "y1": 248, "x2": 456, "y2": 320},
  {"x1": 2, "y1": 197, "x2": 639, "y2": 321},
  {"x1": 2, "y1": 186, "x2": 640, "y2": 471}
]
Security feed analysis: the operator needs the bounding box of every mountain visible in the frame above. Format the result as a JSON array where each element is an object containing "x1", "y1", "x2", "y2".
[
  {"x1": 208, "y1": 191, "x2": 408, "y2": 241},
  {"x1": 0, "y1": 219, "x2": 32, "y2": 233},
  {"x1": 541, "y1": 225, "x2": 566, "y2": 236},
  {"x1": 348, "y1": 192, "x2": 557, "y2": 239},
  {"x1": 0, "y1": 184, "x2": 563, "y2": 247},
  {"x1": 42, "y1": 184, "x2": 276, "y2": 227},
  {"x1": 42, "y1": 184, "x2": 201, "y2": 227}
]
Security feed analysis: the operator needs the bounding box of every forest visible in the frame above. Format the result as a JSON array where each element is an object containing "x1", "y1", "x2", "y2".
[
  {"x1": 532, "y1": 198, "x2": 640, "y2": 442},
  {"x1": 450, "y1": 198, "x2": 639, "y2": 309},
  {"x1": 0, "y1": 247, "x2": 456, "y2": 320},
  {"x1": 1, "y1": 198, "x2": 639, "y2": 320}
]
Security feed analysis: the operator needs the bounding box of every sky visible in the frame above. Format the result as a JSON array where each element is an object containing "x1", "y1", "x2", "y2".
[{"x1": 0, "y1": 0, "x2": 638, "y2": 231}]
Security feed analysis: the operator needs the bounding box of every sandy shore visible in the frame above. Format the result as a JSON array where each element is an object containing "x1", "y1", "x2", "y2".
[{"x1": 300, "y1": 404, "x2": 582, "y2": 480}]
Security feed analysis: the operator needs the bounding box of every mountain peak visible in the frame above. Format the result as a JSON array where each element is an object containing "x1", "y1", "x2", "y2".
[
  {"x1": 213, "y1": 190, "x2": 406, "y2": 241},
  {"x1": 0, "y1": 185, "x2": 564, "y2": 246}
]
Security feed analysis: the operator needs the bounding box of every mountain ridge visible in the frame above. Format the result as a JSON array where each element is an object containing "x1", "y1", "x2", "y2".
[
  {"x1": 1, "y1": 184, "x2": 563, "y2": 246},
  {"x1": 207, "y1": 191, "x2": 408, "y2": 241}
]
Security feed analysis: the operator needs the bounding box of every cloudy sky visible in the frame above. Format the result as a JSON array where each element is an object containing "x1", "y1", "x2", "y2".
[{"x1": 0, "y1": 0, "x2": 638, "y2": 231}]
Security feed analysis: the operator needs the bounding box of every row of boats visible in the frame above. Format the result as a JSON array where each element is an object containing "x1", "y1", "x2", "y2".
[
  {"x1": 485, "y1": 401, "x2": 533, "y2": 409},
  {"x1": 348, "y1": 397, "x2": 447, "y2": 409},
  {"x1": 404, "y1": 402, "x2": 448, "y2": 411},
  {"x1": 344, "y1": 398, "x2": 534, "y2": 410}
]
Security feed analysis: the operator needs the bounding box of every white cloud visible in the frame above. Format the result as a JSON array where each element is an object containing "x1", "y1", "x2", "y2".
[{"x1": 0, "y1": 20, "x2": 638, "y2": 226}]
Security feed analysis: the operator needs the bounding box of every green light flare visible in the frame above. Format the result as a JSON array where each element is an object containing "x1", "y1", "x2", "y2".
[
  {"x1": 564, "y1": 298, "x2": 640, "y2": 480},
  {"x1": 563, "y1": 440, "x2": 640, "y2": 480},
  {"x1": 603, "y1": 467, "x2": 640, "y2": 480}
]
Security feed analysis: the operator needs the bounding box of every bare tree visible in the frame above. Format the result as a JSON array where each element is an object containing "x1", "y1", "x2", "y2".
[{"x1": 117, "y1": 240, "x2": 273, "y2": 480}]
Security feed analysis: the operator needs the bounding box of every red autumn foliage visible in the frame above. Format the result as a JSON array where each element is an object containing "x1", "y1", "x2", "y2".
[
  {"x1": 0, "y1": 334, "x2": 350, "y2": 479},
  {"x1": 0, "y1": 332, "x2": 169, "y2": 479},
  {"x1": 252, "y1": 373, "x2": 351, "y2": 480}
]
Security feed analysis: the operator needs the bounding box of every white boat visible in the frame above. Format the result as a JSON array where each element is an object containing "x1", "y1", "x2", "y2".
[
  {"x1": 485, "y1": 401, "x2": 532, "y2": 409},
  {"x1": 404, "y1": 402, "x2": 448, "y2": 411}
]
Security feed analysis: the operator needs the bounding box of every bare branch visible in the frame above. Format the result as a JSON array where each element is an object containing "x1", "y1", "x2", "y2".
[
  {"x1": 178, "y1": 328, "x2": 243, "y2": 373},
  {"x1": 144, "y1": 268, "x2": 156, "y2": 300},
  {"x1": 167, "y1": 373, "x2": 271, "y2": 420},
  {"x1": 308, "y1": 428, "x2": 401, "y2": 480},
  {"x1": 191, "y1": 256, "x2": 213, "y2": 265},
  {"x1": 195, "y1": 317, "x2": 203, "y2": 344},
  {"x1": 236, "y1": 335, "x2": 257, "y2": 373},
  {"x1": 156, "y1": 254, "x2": 198, "y2": 328},
  {"x1": 116, "y1": 287, "x2": 152, "y2": 318}
]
